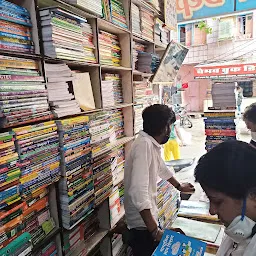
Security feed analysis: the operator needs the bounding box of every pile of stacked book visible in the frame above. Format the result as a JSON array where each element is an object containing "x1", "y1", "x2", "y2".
[
  {"x1": 101, "y1": 80, "x2": 115, "y2": 107},
  {"x1": 204, "y1": 111, "x2": 236, "y2": 152},
  {"x1": 112, "y1": 233, "x2": 126, "y2": 256},
  {"x1": 157, "y1": 180, "x2": 180, "y2": 229},
  {"x1": 141, "y1": 9, "x2": 154, "y2": 42},
  {"x1": 132, "y1": 42, "x2": 146, "y2": 71},
  {"x1": 63, "y1": 211, "x2": 99, "y2": 255},
  {"x1": 102, "y1": 73, "x2": 123, "y2": 105},
  {"x1": 45, "y1": 63, "x2": 81, "y2": 118},
  {"x1": 99, "y1": 31, "x2": 121, "y2": 66},
  {"x1": 134, "y1": 104, "x2": 144, "y2": 134},
  {"x1": 155, "y1": 19, "x2": 170, "y2": 46},
  {"x1": 81, "y1": 21, "x2": 97, "y2": 63},
  {"x1": 133, "y1": 81, "x2": 154, "y2": 105},
  {"x1": 109, "y1": 186, "x2": 122, "y2": 227},
  {"x1": 0, "y1": 56, "x2": 52, "y2": 128},
  {"x1": 36, "y1": 241, "x2": 57, "y2": 256},
  {"x1": 111, "y1": 146, "x2": 125, "y2": 186},
  {"x1": 0, "y1": 0, "x2": 34, "y2": 53},
  {"x1": 57, "y1": 116, "x2": 94, "y2": 229},
  {"x1": 108, "y1": 109, "x2": 124, "y2": 139},
  {"x1": 63, "y1": 0, "x2": 102, "y2": 16},
  {"x1": 137, "y1": 52, "x2": 160, "y2": 73},
  {"x1": 131, "y1": 3, "x2": 141, "y2": 35},
  {"x1": 102, "y1": 0, "x2": 128, "y2": 29},
  {"x1": 89, "y1": 111, "x2": 116, "y2": 158},
  {"x1": 0, "y1": 232, "x2": 32, "y2": 256},
  {"x1": 39, "y1": 8, "x2": 89, "y2": 62},
  {"x1": 118, "y1": 182, "x2": 124, "y2": 207}
]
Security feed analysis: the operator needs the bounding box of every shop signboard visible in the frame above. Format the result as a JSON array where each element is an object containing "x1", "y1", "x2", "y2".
[
  {"x1": 177, "y1": 0, "x2": 235, "y2": 22},
  {"x1": 194, "y1": 63, "x2": 256, "y2": 78},
  {"x1": 236, "y1": 0, "x2": 256, "y2": 11}
]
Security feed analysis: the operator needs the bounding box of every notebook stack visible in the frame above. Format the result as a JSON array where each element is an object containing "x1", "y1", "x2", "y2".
[
  {"x1": 0, "y1": 55, "x2": 52, "y2": 128},
  {"x1": 99, "y1": 31, "x2": 121, "y2": 66},
  {"x1": 134, "y1": 104, "x2": 144, "y2": 134},
  {"x1": 57, "y1": 116, "x2": 94, "y2": 229},
  {"x1": 204, "y1": 111, "x2": 236, "y2": 152},
  {"x1": 131, "y1": 3, "x2": 141, "y2": 36},
  {"x1": 112, "y1": 233, "x2": 126, "y2": 256},
  {"x1": 132, "y1": 42, "x2": 146, "y2": 71},
  {"x1": 81, "y1": 21, "x2": 97, "y2": 63},
  {"x1": 101, "y1": 80, "x2": 115, "y2": 107},
  {"x1": 109, "y1": 186, "x2": 122, "y2": 227},
  {"x1": 89, "y1": 111, "x2": 116, "y2": 158},
  {"x1": 111, "y1": 0, "x2": 128, "y2": 29},
  {"x1": 133, "y1": 81, "x2": 154, "y2": 105},
  {"x1": 0, "y1": 0, "x2": 34, "y2": 53},
  {"x1": 141, "y1": 9, "x2": 154, "y2": 42},
  {"x1": 102, "y1": 73, "x2": 123, "y2": 105},
  {"x1": 39, "y1": 8, "x2": 89, "y2": 62},
  {"x1": 63, "y1": 0, "x2": 102, "y2": 16},
  {"x1": 108, "y1": 109, "x2": 124, "y2": 139},
  {"x1": 45, "y1": 63, "x2": 81, "y2": 118},
  {"x1": 157, "y1": 180, "x2": 180, "y2": 229},
  {"x1": 110, "y1": 145, "x2": 125, "y2": 187},
  {"x1": 137, "y1": 52, "x2": 160, "y2": 73}
]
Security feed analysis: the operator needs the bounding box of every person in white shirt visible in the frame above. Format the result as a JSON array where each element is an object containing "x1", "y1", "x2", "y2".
[
  {"x1": 243, "y1": 103, "x2": 256, "y2": 149},
  {"x1": 195, "y1": 141, "x2": 256, "y2": 256},
  {"x1": 124, "y1": 104, "x2": 195, "y2": 256}
]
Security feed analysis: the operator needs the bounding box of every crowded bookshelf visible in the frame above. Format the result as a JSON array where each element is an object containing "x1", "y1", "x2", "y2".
[{"x1": 0, "y1": 0, "x2": 176, "y2": 255}]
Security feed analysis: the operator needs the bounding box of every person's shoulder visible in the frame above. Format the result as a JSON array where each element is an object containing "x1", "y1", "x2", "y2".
[{"x1": 133, "y1": 135, "x2": 153, "y2": 151}]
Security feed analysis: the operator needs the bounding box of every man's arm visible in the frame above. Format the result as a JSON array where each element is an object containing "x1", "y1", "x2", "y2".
[{"x1": 175, "y1": 125, "x2": 184, "y2": 146}]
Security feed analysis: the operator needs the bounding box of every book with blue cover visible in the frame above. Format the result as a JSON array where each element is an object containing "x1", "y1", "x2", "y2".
[{"x1": 153, "y1": 230, "x2": 206, "y2": 256}]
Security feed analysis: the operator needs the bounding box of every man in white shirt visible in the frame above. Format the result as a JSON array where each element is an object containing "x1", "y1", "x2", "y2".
[
  {"x1": 243, "y1": 103, "x2": 256, "y2": 149},
  {"x1": 124, "y1": 104, "x2": 195, "y2": 256}
]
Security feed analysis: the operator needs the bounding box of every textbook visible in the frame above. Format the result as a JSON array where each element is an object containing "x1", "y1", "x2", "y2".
[{"x1": 153, "y1": 229, "x2": 206, "y2": 256}]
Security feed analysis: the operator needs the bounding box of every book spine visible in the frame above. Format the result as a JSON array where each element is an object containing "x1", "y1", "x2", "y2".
[
  {"x1": 0, "y1": 32, "x2": 31, "y2": 41},
  {"x1": 0, "y1": 10, "x2": 31, "y2": 27},
  {"x1": 0, "y1": 0, "x2": 30, "y2": 16},
  {"x1": 0, "y1": 59, "x2": 38, "y2": 70},
  {"x1": 0, "y1": 41, "x2": 34, "y2": 52}
]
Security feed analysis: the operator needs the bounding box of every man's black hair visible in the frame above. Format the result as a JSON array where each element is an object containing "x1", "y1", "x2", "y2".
[
  {"x1": 195, "y1": 141, "x2": 256, "y2": 199},
  {"x1": 142, "y1": 104, "x2": 176, "y2": 137},
  {"x1": 244, "y1": 103, "x2": 256, "y2": 124}
]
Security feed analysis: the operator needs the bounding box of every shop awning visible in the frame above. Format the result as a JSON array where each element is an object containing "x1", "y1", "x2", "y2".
[{"x1": 194, "y1": 61, "x2": 256, "y2": 79}]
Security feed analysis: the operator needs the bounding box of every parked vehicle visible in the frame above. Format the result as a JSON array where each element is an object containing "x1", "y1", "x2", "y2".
[{"x1": 174, "y1": 104, "x2": 193, "y2": 128}]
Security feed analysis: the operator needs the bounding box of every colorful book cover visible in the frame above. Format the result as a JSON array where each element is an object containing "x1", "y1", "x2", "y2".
[{"x1": 153, "y1": 230, "x2": 206, "y2": 256}]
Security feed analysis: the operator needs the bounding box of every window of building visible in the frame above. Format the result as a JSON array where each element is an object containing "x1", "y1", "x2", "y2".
[
  {"x1": 179, "y1": 25, "x2": 186, "y2": 45},
  {"x1": 236, "y1": 14, "x2": 253, "y2": 40},
  {"x1": 218, "y1": 17, "x2": 235, "y2": 40}
]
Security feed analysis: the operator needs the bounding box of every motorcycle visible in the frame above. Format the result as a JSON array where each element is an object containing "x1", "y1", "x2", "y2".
[{"x1": 174, "y1": 104, "x2": 193, "y2": 128}]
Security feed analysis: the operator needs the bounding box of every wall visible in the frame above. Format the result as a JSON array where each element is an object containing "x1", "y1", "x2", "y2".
[{"x1": 178, "y1": 65, "x2": 209, "y2": 112}]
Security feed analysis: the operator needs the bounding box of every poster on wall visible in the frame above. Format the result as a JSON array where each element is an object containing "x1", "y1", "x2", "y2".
[
  {"x1": 151, "y1": 41, "x2": 189, "y2": 84},
  {"x1": 236, "y1": 0, "x2": 256, "y2": 11},
  {"x1": 165, "y1": 0, "x2": 177, "y2": 30},
  {"x1": 176, "y1": 0, "x2": 235, "y2": 22}
]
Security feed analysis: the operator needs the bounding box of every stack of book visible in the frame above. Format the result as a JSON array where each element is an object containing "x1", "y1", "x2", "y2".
[
  {"x1": 108, "y1": 109, "x2": 124, "y2": 139},
  {"x1": 134, "y1": 104, "x2": 144, "y2": 134},
  {"x1": 141, "y1": 9, "x2": 154, "y2": 42},
  {"x1": 155, "y1": 19, "x2": 170, "y2": 46},
  {"x1": 204, "y1": 111, "x2": 236, "y2": 152},
  {"x1": 13, "y1": 121, "x2": 61, "y2": 200},
  {"x1": 102, "y1": 0, "x2": 128, "y2": 29},
  {"x1": 111, "y1": 146, "x2": 125, "y2": 186},
  {"x1": 99, "y1": 31, "x2": 121, "y2": 66},
  {"x1": 157, "y1": 180, "x2": 180, "y2": 229},
  {"x1": 132, "y1": 42, "x2": 146, "y2": 71},
  {"x1": 109, "y1": 187, "x2": 122, "y2": 227},
  {"x1": 36, "y1": 241, "x2": 57, "y2": 256},
  {"x1": 118, "y1": 182, "x2": 124, "y2": 207},
  {"x1": 0, "y1": 0, "x2": 34, "y2": 53},
  {"x1": 81, "y1": 22, "x2": 97, "y2": 63},
  {"x1": 63, "y1": 0, "x2": 102, "y2": 16},
  {"x1": 57, "y1": 116, "x2": 94, "y2": 229},
  {"x1": 131, "y1": 3, "x2": 141, "y2": 36},
  {"x1": 133, "y1": 81, "x2": 154, "y2": 105},
  {"x1": 45, "y1": 63, "x2": 81, "y2": 118},
  {"x1": 102, "y1": 73, "x2": 123, "y2": 105},
  {"x1": 39, "y1": 8, "x2": 89, "y2": 62},
  {"x1": 0, "y1": 55, "x2": 52, "y2": 128},
  {"x1": 101, "y1": 80, "x2": 115, "y2": 107},
  {"x1": 137, "y1": 52, "x2": 160, "y2": 73},
  {"x1": 89, "y1": 111, "x2": 116, "y2": 158},
  {"x1": 112, "y1": 233, "x2": 126, "y2": 256}
]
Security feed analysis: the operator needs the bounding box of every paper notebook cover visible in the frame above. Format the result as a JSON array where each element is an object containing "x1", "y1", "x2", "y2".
[
  {"x1": 172, "y1": 217, "x2": 221, "y2": 243},
  {"x1": 72, "y1": 72, "x2": 95, "y2": 111},
  {"x1": 153, "y1": 229, "x2": 206, "y2": 256}
]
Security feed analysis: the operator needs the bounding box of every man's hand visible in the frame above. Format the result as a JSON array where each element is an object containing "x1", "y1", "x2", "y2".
[
  {"x1": 155, "y1": 229, "x2": 164, "y2": 242},
  {"x1": 178, "y1": 182, "x2": 195, "y2": 193}
]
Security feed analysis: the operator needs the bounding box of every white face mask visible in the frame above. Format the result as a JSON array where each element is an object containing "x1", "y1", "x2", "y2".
[
  {"x1": 225, "y1": 215, "x2": 256, "y2": 244},
  {"x1": 251, "y1": 132, "x2": 256, "y2": 141}
]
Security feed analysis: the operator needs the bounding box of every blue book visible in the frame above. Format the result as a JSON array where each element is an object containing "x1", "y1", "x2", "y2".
[
  {"x1": 0, "y1": 0, "x2": 30, "y2": 16},
  {"x1": 153, "y1": 230, "x2": 207, "y2": 256}
]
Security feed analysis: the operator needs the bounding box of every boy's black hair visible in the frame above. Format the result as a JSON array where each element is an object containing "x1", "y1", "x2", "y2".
[
  {"x1": 142, "y1": 104, "x2": 176, "y2": 137},
  {"x1": 244, "y1": 103, "x2": 256, "y2": 124},
  {"x1": 195, "y1": 141, "x2": 256, "y2": 199}
]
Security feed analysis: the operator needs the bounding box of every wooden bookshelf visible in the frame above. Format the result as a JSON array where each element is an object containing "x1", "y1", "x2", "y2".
[{"x1": 0, "y1": 0, "x2": 174, "y2": 255}]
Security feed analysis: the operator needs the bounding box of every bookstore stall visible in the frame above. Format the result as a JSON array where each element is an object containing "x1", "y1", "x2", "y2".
[{"x1": 0, "y1": 0, "x2": 184, "y2": 256}]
